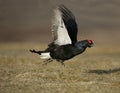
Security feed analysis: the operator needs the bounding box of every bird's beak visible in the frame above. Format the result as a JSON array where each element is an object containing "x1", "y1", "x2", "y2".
[
  {"x1": 88, "y1": 43, "x2": 94, "y2": 48},
  {"x1": 91, "y1": 43, "x2": 94, "y2": 47}
]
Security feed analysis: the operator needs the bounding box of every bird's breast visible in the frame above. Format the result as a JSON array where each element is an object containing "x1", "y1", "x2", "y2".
[{"x1": 50, "y1": 45, "x2": 75, "y2": 60}]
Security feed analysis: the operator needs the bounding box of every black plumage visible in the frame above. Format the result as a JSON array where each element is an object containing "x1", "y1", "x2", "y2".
[{"x1": 30, "y1": 5, "x2": 93, "y2": 66}]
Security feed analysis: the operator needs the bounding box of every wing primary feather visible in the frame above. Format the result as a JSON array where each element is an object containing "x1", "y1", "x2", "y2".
[
  {"x1": 58, "y1": 5, "x2": 78, "y2": 45},
  {"x1": 51, "y1": 5, "x2": 72, "y2": 45}
]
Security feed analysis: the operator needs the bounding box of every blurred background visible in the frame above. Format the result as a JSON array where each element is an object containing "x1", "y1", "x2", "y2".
[{"x1": 0, "y1": 0, "x2": 120, "y2": 46}]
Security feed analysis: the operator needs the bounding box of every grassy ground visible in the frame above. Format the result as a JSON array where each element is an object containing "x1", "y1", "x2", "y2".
[{"x1": 0, "y1": 43, "x2": 120, "y2": 93}]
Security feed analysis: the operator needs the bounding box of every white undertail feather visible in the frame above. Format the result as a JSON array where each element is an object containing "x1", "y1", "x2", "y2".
[{"x1": 40, "y1": 52, "x2": 51, "y2": 59}]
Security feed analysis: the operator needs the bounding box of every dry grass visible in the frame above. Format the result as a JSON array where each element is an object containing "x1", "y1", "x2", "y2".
[{"x1": 0, "y1": 43, "x2": 120, "y2": 93}]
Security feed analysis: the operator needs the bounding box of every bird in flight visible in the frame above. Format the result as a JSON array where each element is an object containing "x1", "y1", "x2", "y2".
[{"x1": 30, "y1": 5, "x2": 94, "y2": 66}]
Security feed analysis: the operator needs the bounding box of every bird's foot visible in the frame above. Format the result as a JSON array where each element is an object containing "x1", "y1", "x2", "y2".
[
  {"x1": 61, "y1": 62, "x2": 65, "y2": 67},
  {"x1": 57, "y1": 60, "x2": 65, "y2": 67},
  {"x1": 43, "y1": 59, "x2": 53, "y2": 65}
]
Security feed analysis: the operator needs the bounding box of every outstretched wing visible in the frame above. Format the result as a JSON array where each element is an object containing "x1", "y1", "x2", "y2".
[
  {"x1": 51, "y1": 5, "x2": 78, "y2": 46},
  {"x1": 51, "y1": 5, "x2": 72, "y2": 45},
  {"x1": 59, "y1": 5, "x2": 78, "y2": 45}
]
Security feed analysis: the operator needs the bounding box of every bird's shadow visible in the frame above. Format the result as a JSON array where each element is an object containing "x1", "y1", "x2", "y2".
[{"x1": 88, "y1": 68, "x2": 120, "y2": 75}]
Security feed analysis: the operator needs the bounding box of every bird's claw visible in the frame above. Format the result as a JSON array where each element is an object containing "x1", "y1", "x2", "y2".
[
  {"x1": 61, "y1": 62, "x2": 65, "y2": 67},
  {"x1": 43, "y1": 59, "x2": 53, "y2": 65}
]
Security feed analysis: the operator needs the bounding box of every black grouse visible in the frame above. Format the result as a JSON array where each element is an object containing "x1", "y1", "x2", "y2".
[{"x1": 30, "y1": 5, "x2": 94, "y2": 66}]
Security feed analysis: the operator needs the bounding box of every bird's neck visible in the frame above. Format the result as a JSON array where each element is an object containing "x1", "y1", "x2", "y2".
[
  {"x1": 75, "y1": 43, "x2": 87, "y2": 50},
  {"x1": 72, "y1": 44, "x2": 87, "y2": 55},
  {"x1": 77, "y1": 46, "x2": 87, "y2": 51}
]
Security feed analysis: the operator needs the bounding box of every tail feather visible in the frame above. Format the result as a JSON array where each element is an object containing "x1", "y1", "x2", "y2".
[
  {"x1": 40, "y1": 52, "x2": 51, "y2": 59},
  {"x1": 29, "y1": 49, "x2": 42, "y2": 54},
  {"x1": 30, "y1": 49, "x2": 51, "y2": 59}
]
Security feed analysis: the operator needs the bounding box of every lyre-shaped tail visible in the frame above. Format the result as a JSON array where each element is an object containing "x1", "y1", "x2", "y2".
[{"x1": 30, "y1": 49, "x2": 51, "y2": 59}]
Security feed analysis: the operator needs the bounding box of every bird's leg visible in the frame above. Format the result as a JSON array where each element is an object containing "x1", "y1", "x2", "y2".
[
  {"x1": 57, "y1": 60, "x2": 65, "y2": 67},
  {"x1": 43, "y1": 59, "x2": 53, "y2": 65},
  {"x1": 61, "y1": 61, "x2": 65, "y2": 67}
]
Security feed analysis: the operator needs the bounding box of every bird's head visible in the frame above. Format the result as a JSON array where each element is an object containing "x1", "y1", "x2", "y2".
[
  {"x1": 87, "y1": 40, "x2": 94, "y2": 48},
  {"x1": 75, "y1": 39, "x2": 94, "y2": 49}
]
